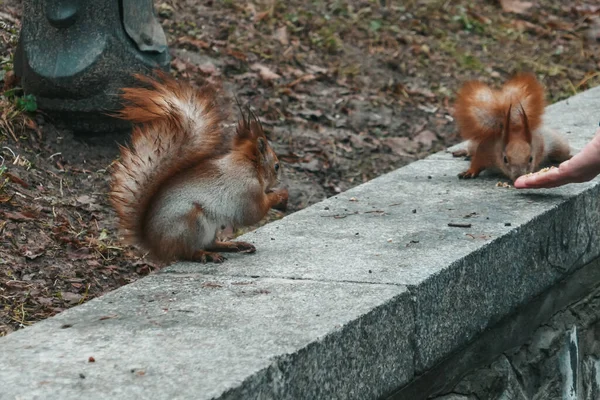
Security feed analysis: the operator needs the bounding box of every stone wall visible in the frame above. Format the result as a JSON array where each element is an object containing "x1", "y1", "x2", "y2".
[
  {"x1": 388, "y1": 255, "x2": 600, "y2": 400},
  {"x1": 434, "y1": 275, "x2": 600, "y2": 400}
]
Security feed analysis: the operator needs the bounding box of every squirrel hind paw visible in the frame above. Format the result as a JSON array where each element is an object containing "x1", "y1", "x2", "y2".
[
  {"x1": 192, "y1": 250, "x2": 226, "y2": 264},
  {"x1": 207, "y1": 241, "x2": 257, "y2": 254}
]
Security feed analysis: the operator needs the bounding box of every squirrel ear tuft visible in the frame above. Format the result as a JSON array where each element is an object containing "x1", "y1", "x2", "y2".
[
  {"x1": 234, "y1": 97, "x2": 251, "y2": 140},
  {"x1": 235, "y1": 118, "x2": 251, "y2": 140},
  {"x1": 518, "y1": 102, "x2": 532, "y2": 143},
  {"x1": 257, "y1": 137, "x2": 266, "y2": 153},
  {"x1": 235, "y1": 104, "x2": 265, "y2": 141},
  {"x1": 502, "y1": 103, "x2": 512, "y2": 146}
]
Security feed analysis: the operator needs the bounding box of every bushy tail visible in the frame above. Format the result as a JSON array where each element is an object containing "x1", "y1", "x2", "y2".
[
  {"x1": 454, "y1": 80, "x2": 505, "y2": 141},
  {"x1": 454, "y1": 73, "x2": 546, "y2": 142},
  {"x1": 500, "y1": 73, "x2": 545, "y2": 133},
  {"x1": 109, "y1": 71, "x2": 225, "y2": 248}
]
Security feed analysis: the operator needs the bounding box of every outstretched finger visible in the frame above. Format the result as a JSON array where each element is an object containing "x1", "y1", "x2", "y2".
[{"x1": 513, "y1": 167, "x2": 569, "y2": 189}]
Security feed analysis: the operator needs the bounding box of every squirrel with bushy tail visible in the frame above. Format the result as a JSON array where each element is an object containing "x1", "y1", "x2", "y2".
[
  {"x1": 110, "y1": 72, "x2": 288, "y2": 263},
  {"x1": 453, "y1": 72, "x2": 571, "y2": 181}
]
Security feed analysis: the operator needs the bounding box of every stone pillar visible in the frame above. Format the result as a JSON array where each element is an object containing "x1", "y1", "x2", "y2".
[{"x1": 14, "y1": 0, "x2": 171, "y2": 133}]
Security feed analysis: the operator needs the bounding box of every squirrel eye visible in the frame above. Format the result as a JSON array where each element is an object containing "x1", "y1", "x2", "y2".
[
  {"x1": 529, "y1": 156, "x2": 533, "y2": 163},
  {"x1": 503, "y1": 156, "x2": 508, "y2": 164},
  {"x1": 274, "y1": 162, "x2": 280, "y2": 173}
]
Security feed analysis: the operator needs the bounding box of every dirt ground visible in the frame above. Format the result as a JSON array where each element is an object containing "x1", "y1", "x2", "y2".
[{"x1": 1, "y1": 0, "x2": 599, "y2": 336}]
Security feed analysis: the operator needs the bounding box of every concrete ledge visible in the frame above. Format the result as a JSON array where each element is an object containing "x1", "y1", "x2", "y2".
[{"x1": 2, "y1": 86, "x2": 600, "y2": 399}]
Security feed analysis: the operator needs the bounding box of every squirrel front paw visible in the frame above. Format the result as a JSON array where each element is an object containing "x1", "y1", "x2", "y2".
[
  {"x1": 271, "y1": 188, "x2": 289, "y2": 211},
  {"x1": 226, "y1": 241, "x2": 256, "y2": 253},
  {"x1": 458, "y1": 169, "x2": 480, "y2": 179}
]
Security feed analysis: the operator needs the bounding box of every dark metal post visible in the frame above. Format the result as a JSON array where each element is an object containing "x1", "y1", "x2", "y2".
[{"x1": 14, "y1": 0, "x2": 170, "y2": 133}]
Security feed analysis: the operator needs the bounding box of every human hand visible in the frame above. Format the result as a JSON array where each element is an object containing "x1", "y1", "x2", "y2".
[{"x1": 514, "y1": 128, "x2": 600, "y2": 189}]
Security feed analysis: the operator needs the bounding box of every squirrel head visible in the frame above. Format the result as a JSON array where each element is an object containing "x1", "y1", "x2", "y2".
[
  {"x1": 234, "y1": 108, "x2": 281, "y2": 191},
  {"x1": 499, "y1": 103, "x2": 538, "y2": 181}
]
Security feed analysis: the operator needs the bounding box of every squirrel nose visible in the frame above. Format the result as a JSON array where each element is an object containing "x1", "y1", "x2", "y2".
[{"x1": 513, "y1": 171, "x2": 527, "y2": 181}]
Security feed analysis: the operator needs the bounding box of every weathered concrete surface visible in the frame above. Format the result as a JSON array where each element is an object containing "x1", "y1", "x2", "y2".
[
  {"x1": 1, "y1": 85, "x2": 600, "y2": 399},
  {"x1": 0, "y1": 275, "x2": 412, "y2": 400}
]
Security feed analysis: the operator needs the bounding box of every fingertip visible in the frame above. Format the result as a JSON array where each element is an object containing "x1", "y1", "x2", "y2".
[
  {"x1": 514, "y1": 182, "x2": 531, "y2": 189},
  {"x1": 513, "y1": 179, "x2": 524, "y2": 189},
  {"x1": 514, "y1": 176, "x2": 533, "y2": 189}
]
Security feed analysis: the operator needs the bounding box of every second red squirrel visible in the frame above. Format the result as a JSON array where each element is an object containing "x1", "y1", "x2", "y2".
[
  {"x1": 453, "y1": 73, "x2": 571, "y2": 181},
  {"x1": 110, "y1": 72, "x2": 288, "y2": 263}
]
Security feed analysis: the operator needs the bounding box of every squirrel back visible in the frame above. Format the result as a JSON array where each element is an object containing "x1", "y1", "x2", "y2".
[
  {"x1": 110, "y1": 72, "x2": 226, "y2": 249},
  {"x1": 454, "y1": 73, "x2": 545, "y2": 142}
]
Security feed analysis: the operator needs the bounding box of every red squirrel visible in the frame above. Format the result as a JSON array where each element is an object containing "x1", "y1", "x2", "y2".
[
  {"x1": 109, "y1": 72, "x2": 288, "y2": 263},
  {"x1": 453, "y1": 72, "x2": 571, "y2": 181}
]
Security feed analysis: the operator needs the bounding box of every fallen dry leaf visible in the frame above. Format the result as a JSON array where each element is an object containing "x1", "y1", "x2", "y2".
[
  {"x1": 251, "y1": 63, "x2": 281, "y2": 81},
  {"x1": 499, "y1": 0, "x2": 534, "y2": 14},
  {"x1": 274, "y1": 26, "x2": 289, "y2": 45},
  {"x1": 572, "y1": 4, "x2": 600, "y2": 16},
  {"x1": 199, "y1": 62, "x2": 217, "y2": 75},
  {"x1": 404, "y1": 85, "x2": 437, "y2": 99},
  {"x1": 254, "y1": 10, "x2": 270, "y2": 22},
  {"x1": 383, "y1": 137, "x2": 419, "y2": 156},
  {"x1": 76, "y1": 195, "x2": 94, "y2": 205},
  {"x1": 171, "y1": 58, "x2": 188, "y2": 72},
  {"x1": 306, "y1": 64, "x2": 328, "y2": 75},
  {"x1": 177, "y1": 36, "x2": 210, "y2": 50},
  {"x1": 413, "y1": 130, "x2": 438, "y2": 150},
  {"x1": 5, "y1": 172, "x2": 28, "y2": 188},
  {"x1": 37, "y1": 297, "x2": 54, "y2": 306},
  {"x1": 511, "y1": 20, "x2": 551, "y2": 37},
  {"x1": 23, "y1": 249, "x2": 45, "y2": 260},
  {"x1": 298, "y1": 159, "x2": 320, "y2": 172},
  {"x1": 545, "y1": 19, "x2": 574, "y2": 31},
  {"x1": 2, "y1": 70, "x2": 17, "y2": 91},
  {"x1": 586, "y1": 17, "x2": 600, "y2": 43},
  {"x1": 67, "y1": 248, "x2": 93, "y2": 260},
  {"x1": 468, "y1": 10, "x2": 492, "y2": 25},
  {"x1": 3, "y1": 211, "x2": 36, "y2": 222},
  {"x1": 296, "y1": 108, "x2": 323, "y2": 119},
  {"x1": 226, "y1": 48, "x2": 248, "y2": 62},
  {"x1": 61, "y1": 292, "x2": 83, "y2": 303},
  {"x1": 287, "y1": 74, "x2": 316, "y2": 88}
]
